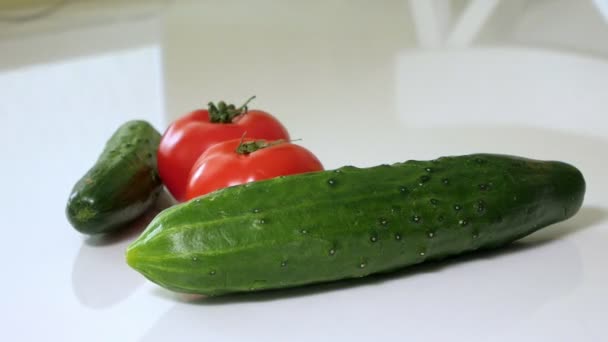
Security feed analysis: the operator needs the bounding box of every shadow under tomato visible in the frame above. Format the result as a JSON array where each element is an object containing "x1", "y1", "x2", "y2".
[{"x1": 71, "y1": 189, "x2": 175, "y2": 309}]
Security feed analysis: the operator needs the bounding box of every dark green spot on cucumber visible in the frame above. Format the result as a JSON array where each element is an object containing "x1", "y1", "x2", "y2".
[{"x1": 419, "y1": 175, "x2": 430, "y2": 185}]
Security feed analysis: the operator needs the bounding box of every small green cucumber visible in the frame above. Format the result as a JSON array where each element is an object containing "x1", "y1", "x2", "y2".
[
  {"x1": 66, "y1": 120, "x2": 162, "y2": 234},
  {"x1": 126, "y1": 154, "x2": 585, "y2": 296}
]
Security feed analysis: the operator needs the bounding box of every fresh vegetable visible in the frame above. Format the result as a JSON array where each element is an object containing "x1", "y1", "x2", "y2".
[
  {"x1": 66, "y1": 120, "x2": 162, "y2": 235},
  {"x1": 184, "y1": 138, "x2": 323, "y2": 200},
  {"x1": 157, "y1": 96, "x2": 290, "y2": 201},
  {"x1": 126, "y1": 154, "x2": 585, "y2": 296}
]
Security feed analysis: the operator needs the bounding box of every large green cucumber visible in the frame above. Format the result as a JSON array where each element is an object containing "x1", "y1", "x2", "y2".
[
  {"x1": 126, "y1": 154, "x2": 585, "y2": 296},
  {"x1": 67, "y1": 120, "x2": 162, "y2": 234}
]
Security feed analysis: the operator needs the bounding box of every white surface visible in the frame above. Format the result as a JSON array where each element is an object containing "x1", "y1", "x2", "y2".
[
  {"x1": 396, "y1": 48, "x2": 608, "y2": 139},
  {"x1": 1, "y1": 2, "x2": 607, "y2": 341}
]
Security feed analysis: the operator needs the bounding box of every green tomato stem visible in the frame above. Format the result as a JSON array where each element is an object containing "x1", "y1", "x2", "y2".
[
  {"x1": 208, "y1": 95, "x2": 256, "y2": 123},
  {"x1": 236, "y1": 138, "x2": 288, "y2": 155}
]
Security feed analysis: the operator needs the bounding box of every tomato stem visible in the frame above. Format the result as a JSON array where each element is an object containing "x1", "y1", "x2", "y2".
[
  {"x1": 236, "y1": 137, "x2": 302, "y2": 155},
  {"x1": 236, "y1": 139, "x2": 285, "y2": 155},
  {"x1": 208, "y1": 96, "x2": 256, "y2": 123}
]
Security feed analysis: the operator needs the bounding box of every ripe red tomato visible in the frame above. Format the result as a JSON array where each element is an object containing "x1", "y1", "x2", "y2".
[
  {"x1": 157, "y1": 97, "x2": 290, "y2": 201},
  {"x1": 184, "y1": 138, "x2": 324, "y2": 200}
]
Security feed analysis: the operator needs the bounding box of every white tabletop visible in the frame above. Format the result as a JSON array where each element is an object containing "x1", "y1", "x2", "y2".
[{"x1": 1, "y1": 2, "x2": 607, "y2": 341}]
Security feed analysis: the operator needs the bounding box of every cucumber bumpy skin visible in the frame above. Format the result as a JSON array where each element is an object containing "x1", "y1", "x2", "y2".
[
  {"x1": 126, "y1": 154, "x2": 585, "y2": 296},
  {"x1": 66, "y1": 120, "x2": 162, "y2": 235}
]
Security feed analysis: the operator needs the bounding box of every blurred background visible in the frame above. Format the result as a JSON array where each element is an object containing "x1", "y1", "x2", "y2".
[
  {"x1": 1, "y1": 1, "x2": 607, "y2": 341},
  {"x1": 2, "y1": 0, "x2": 607, "y2": 168}
]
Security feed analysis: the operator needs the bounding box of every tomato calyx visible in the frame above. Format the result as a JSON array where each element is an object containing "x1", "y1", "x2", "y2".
[
  {"x1": 235, "y1": 139, "x2": 285, "y2": 155},
  {"x1": 208, "y1": 95, "x2": 256, "y2": 123}
]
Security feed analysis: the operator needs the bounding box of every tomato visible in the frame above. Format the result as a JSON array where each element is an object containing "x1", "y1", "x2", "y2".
[
  {"x1": 184, "y1": 138, "x2": 324, "y2": 200},
  {"x1": 157, "y1": 97, "x2": 290, "y2": 201}
]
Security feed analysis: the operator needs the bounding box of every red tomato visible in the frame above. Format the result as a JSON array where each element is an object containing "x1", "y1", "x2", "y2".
[
  {"x1": 157, "y1": 97, "x2": 290, "y2": 201},
  {"x1": 184, "y1": 138, "x2": 323, "y2": 200}
]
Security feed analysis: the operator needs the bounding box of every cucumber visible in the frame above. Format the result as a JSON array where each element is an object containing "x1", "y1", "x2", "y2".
[
  {"x1": 126, "y1": 154, "x2": 585, "y2": 296},
  {"x1": 66, "y1": 120, "x2": 162, "y2": 235}
]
